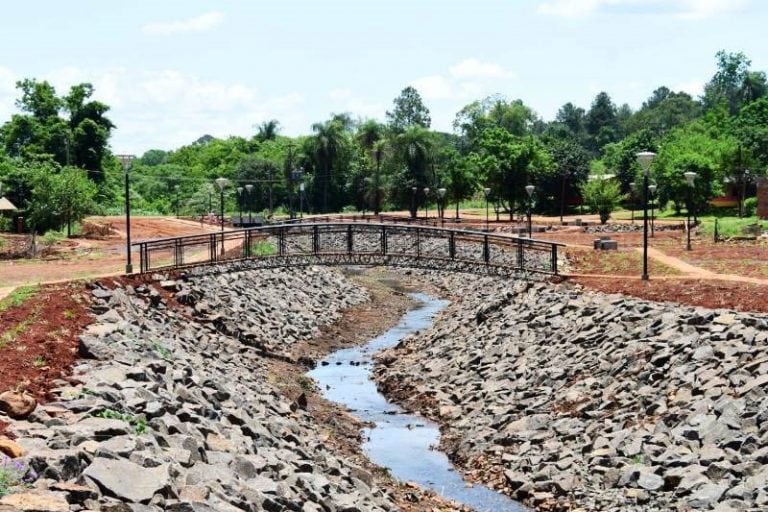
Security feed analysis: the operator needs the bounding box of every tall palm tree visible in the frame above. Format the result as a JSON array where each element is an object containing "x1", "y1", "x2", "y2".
[
  {"x1": 395, "y1": 126, "x2": 433, "y2": 217},
  {"x1": 256, "y1": 120, "x2": 280, "y2": 142},
  {"x1": 356, "y1": 120, "x2": 386, "y2": 214},
  {"x1": 310, "y1": 119, "x2": 347, "y2": 213}
]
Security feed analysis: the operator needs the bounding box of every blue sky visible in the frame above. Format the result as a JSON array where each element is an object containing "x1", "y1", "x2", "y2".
[{"x1": 0, "y1": 0, "x2": 765, "y2": 154}]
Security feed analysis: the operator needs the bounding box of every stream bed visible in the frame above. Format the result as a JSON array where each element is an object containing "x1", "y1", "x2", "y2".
[{"x1": 308, "y1": 292, "x2": 527, "y2": 512}]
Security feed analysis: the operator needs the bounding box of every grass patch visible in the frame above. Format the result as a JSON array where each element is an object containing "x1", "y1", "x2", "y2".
[
  {"x1": 0, "y1": 316, "x2": 36, "y2": 349},
  {"x1": 95, "y1": 408, "x2": 148, "y2": 435},
  {"x1": 0, "y1": 456, "x2": 36, "y2": 497},
  {"x1": 0, "y1": 285, "x2": 39, "y2": 313},
  {"x1": 251, "y1": 240, "x2": 277, "y2": 256}
]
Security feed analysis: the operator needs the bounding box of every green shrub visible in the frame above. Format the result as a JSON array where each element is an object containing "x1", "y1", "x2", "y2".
[
  {"x1": 41, "y1": 230, "x2": 65, "y2": 247},
  {"x1": 0, "y1": 217, "x2": 11, "y2": 233},
  {"x1": 744, "y1": 197, "x2": 758, "y2": 217}
]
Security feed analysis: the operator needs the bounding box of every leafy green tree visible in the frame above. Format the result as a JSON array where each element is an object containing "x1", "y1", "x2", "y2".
[
  {"x1": 390, "y1": 126, "x2": 433, "y2": 216},
  {"x1": 540, "y1": 137, "x2": 591, "y2": 215},
  {"x1": 585, "y1": 92, "x2": 619, "y2": 153},
  {"x1": 582, "y1": 175, "x2": 623, "y2": 224},
  {"x1": 386, "y1": 86, "x2": 431, "y2": 133},
  {"x1": 625, "y1": 87, "x2": 702, "y2": 137},
  {"x1": 54, "y1": 167, "x2": 98, "y2": 236},
  {"x1": 472, "y1": 127, "x2": 553, "y2": 219},
  {"x1": 256, "y1": 119, "x2": 280, "y2": 142},
  {"x1": 554, "y1": 102, "x2": 586, "y2": 138},
  {"x1": 736, "y1": 97, "x2": 768, "y2": 168},
  {"x1": 454, "y1": 96, "x2": 537, "y2": 152},
  {"x1": 601, "y1": 129, "x2": 658, "y2": 193},
  {"x1": 704, "y1": 50, "x2": 766, "y2": 115}
]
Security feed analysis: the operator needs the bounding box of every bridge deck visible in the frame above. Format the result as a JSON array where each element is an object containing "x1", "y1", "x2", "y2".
[{"x1": 132, "y1": 222, "x2": 564, "y2": 276}]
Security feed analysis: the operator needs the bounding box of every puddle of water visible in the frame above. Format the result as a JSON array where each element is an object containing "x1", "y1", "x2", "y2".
[{"x1": 309, "y1": 293, "x2": 528, "y2": 512}]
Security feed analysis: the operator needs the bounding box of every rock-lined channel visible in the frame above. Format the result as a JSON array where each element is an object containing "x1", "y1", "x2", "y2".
[{"x1": 310, "y1": 293, "x2": 526, "y2": 512}]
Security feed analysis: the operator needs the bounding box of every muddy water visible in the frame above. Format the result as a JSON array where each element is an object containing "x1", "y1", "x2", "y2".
[{"x1": 309, "y1": 293, "x2": 527, "y2": 512}]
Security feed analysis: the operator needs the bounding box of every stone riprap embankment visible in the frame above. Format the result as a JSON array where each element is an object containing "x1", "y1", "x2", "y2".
[
  {"x1": 376, "y1": 273, "x2": 768, "y2": 511},
  {"x1": 1, "y1": 265, "x2": 407, "y2": 511}
]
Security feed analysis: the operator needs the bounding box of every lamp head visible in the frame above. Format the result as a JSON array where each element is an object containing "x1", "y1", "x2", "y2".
[
  {"x1": 437, "y1": 187, "x2": 446, "y2": 198},
  {"x1": 483, "y1": 187, "x2": 491, "y2": 197},
  {"x1": 245, "y1": 184, "x2": 253, "y2": 192},
  {"x1": 636, "y1": 151, "x2": 657, "y2": 175},
  {"x1": 629, "y1": 182, "x2": 636, "y2": 192},
  {"x1": 412, "y1": 186, "x2": 417, "y2": 193},
  {"x1": 648, "y1": 184, "x2": 657, "y2": 194},
  {"x1": 117, "y1": 154, "x2": 136, "y2": 170},
  {"x1": 215, "y1": 177, "x2": 229, "y2": 190},
  {"x1": 423, "y1": 187, "x2": 430, "y2": 195},
  {"x1": 525, "y1": 184, "x2": 535, "y2": 197},
  {"x1": 684, "y1": 171, "x2": 697, "y2": 187}
]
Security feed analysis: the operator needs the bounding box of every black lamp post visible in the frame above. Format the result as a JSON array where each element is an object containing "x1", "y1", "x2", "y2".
[
  {"x1": 411, "y1": 186, "x2": 417, "y2": 219},
  {"x1": 215, "y1": 176, "x2": 228, "y2": 236},
  {"x1": 684, "y1": 171, "x2": 697, "y2": 251},
  {"x1": 525, "y1": 185, "x2": 535, "y2": 237},
  {"x1": 118, "y1": 154, "x2": 135, "y2": 274},
  {"x1": 636, "y1": 151, "x2": 656, "y2": 280},
  {"x1": 245, "y1": 184, "x2": 254, "y2": 224},
  {"x1": 299, "y1": 182, "x2": 305, "y2": 219},
  {"x1": 648, "y1": 184, "x2": 657, "y2": 237},
  {"x1": 437, "y1": 187, "x2": 446, "y2": 227},
  {"x1": 629, "y1": 182, "x2": 636, "y2": 224},
  {"x1": 236, "y1": 186, "x2": 244, "y2": 227},
  {"x1": 742, "y1": 169, "x2": 751, "y2": 218},
  {"x1": 483, "y1": 187, "x2": 491, "y2": 232},
  {"x1": 423, "y1": 187, "x2": 430, "y2": 222}
]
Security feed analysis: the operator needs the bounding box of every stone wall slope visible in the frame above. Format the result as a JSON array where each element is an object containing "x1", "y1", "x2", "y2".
[
  {"x1": 376, "y1": 273, "x2": 768, "y2": 511},
  {"x1": 3, "y1": 266, "x2": 406, "y2": 511}
]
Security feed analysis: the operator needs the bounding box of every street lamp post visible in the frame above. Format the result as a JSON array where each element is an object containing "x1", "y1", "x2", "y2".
[
  {"x1": 236, "y1": 186, "x2": 244, "y2": 227},
  {"x1": 299, "y1": 182, "x2": 305, "y2": 219},
  {"x1": 648, "y1": 184, "x2": 657, "y2": 237},
  {"x1": 742, "y1": 169, "x2": 751, "y2": 218},
  {"x1": 423, "y1": 187, "x2": 430, "y2": 222},
  {"x1": 411, "y1": 186, "x2": 417, "y2": 219},
  {"x1": 684, "y1": 171, "x2": 698, "y2": 251},
  {"x1": 118, "y1": 154, "x2": 135, "y2": 274},
  {"x1": 483, "y1": 187, "x2": 491, "y2": 232},
  {"x1": 629, "y1": 182, "x2": 636, "y2": 223},
  {"x1": 245, "y1": 184, "x2": 254, "y2": 224},
  {"x1": 215, "y1": 177, "x2": 229, "y2": 254},
  {"x1": 437, "y1": 188, "x2": 446, "y2": 227},
  {"x1": 525, "y1": 185, "x2": 535, "y2": 237},
  {"x1": 636, "y1": 151, "x2": 656, "y2": 281}
]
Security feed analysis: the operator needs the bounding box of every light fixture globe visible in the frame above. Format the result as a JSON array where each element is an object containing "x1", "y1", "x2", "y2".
[
  {"x1": 525, "y1": 184, "x2": 535, "y2": 197},
  {"x1": 411, "y1": 186, "x2": 417, "y2": 193},
  {"x1": 648, "y1": 184, "x2": 657, "y2": 194},
  {"x1": 245, "y1": 184, "x2": 254, "y2": 193},
  {"x1": 483, "y1": 187, "x2": 491, "y2": 197},
  {"x1": 684, "y1": 171, "x2": 697, "y2": 187},
  {"x1": 423, "y1": 187, "x2": 430, "y2": 195},
  {"x1": 636, "y1": 151, "x2": 657, "y2": 174},
  {"x1": 629, "y1": 182, "x2": 636, "y2": 192},
  {"x1": 237, "y1": 186, "x2": 244, "y2": 194},
  {"x1": 437, "y1": 187, "x2": 446, "y2": 198},
  {"x1": 215, "y1": 177, "x2": 229, "y2": 190}
]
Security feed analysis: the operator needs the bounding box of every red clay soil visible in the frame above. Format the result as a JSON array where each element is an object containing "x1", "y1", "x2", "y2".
[
  {"x1": 0, "y1": 283, "x2": 92, "y2": 408},
  {"x1": 573, "y1": 277, "x2": 768, "y2": 313}
]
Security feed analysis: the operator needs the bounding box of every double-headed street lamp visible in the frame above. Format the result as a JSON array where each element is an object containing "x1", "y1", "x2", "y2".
[
  {"x1": 648, "y1": 184, "x2": 657, "y2": 237},
  {"x1": 684, "y1": 171, "x2": 698, "y2": 251},
  {"x1": 245, "y1": 184, "x2": 254, "y2": 224},
  {"x1": 437, "y1": 188, "x2": 446, "y2": 227},
  {"x1": 118, "y1": 154, "x2": 136, "y2": 274},
  {"x1": 525, "y1": 184, "x2": 535, "y2": 237},
  {"x1": 423, "y1": 187, "x2": 430, "y2": 221},
  {"x1": 636, "y1": 151, "x2": 656, "y2": 281}
]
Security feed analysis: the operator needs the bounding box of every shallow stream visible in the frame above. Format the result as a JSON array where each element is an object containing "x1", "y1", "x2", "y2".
[{"x1": 308, "y1": 292, "x2": 527, "y2": 512}]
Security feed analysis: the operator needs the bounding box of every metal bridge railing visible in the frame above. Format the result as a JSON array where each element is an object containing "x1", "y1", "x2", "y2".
[{"x1": 133, "y1": 222, "x2": 564, "y2": 276}]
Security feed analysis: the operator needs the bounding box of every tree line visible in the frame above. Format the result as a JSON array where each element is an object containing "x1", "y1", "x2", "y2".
[{"x1": 1, "y1": 49, "x2": 767, "y2": 234}]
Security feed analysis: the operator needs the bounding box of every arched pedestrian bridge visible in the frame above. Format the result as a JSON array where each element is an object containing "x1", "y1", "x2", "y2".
[{"x1": 133, "y1": 221, "x2": 564, "y2": 276}]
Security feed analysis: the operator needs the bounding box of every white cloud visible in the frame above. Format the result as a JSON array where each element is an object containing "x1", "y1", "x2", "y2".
[
  {"x1": 0, "y1": 66, "x2": 305, "y2": 153},
  {"x1": 411, "y1": 75, "x2": 455, "y2": 100},
  {"x1": 410, "y1": 59, "x2": 515, "y2": 102},
  {"x1": 672, "y1": 79, "x2": 705, "y2": 98},
  {"x1": 449, "y1": 58, "x2": 514, "y2": 80},
  {"x1": 142, "y1": 11, "x2": 224, "y2": 35},
  {"x1": 536, "y1": 0, "x2": 748, "y2": 19},
  {"x1": 328, "y1": 88, "x2": 352, "y2": 101}
]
